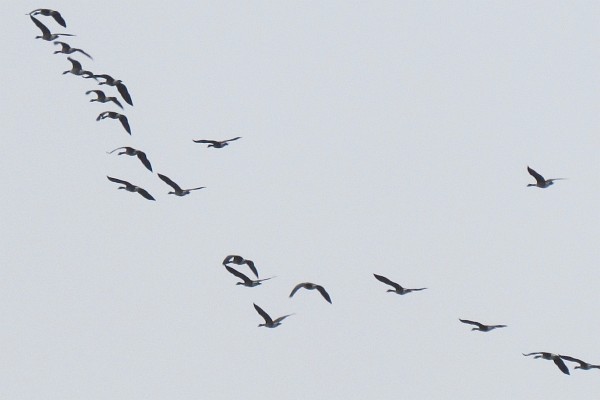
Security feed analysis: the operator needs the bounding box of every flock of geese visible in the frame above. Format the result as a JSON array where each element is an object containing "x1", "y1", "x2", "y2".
[{"x1": 28, "y1": 8, "x2": 596, "y2": 378}]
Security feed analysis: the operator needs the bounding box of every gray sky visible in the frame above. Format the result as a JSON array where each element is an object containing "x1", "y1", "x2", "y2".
[{"x1": 3, "y1": 1, "x2": 600, "y2": 399}]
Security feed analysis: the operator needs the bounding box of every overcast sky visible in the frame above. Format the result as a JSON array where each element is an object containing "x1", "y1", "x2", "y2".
[{"x1": 3, "y1": 1, "x2": 600, "y2": 399}]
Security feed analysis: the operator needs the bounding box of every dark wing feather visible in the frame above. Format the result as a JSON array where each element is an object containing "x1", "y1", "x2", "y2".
[
  {"x1": 553, "y1": 357, "x2": 570, "y2": 375},
  {"x1": 50, "y1": 10, "x2": 67, "y2": 28},
  {"x1": 244, "y1": 260, "x2": 259, "y2": 278},
  {"x1": 224, "y1": 136, "x2": 242, "y2": 143},
  {"x1": 373, "y1": 274, "x2": 401, "y2": 290},
  {"x1": 30, "y1": 15, "x2": 50, "y2": 36},
  {"x1": 116, "y1": 82, "x2": 133, "y2": 106},
  {"x1": 193, "y1": 139, "x2": 217, "y2": 144},
  {"x1": 157, "y1": 174, "x2": 183, "y2": 192},
  {"x1": 527, "y1": 166, "x2": 545, "y2": 184},
  {"x1": 118, "y1": 115, "x2": 131, "y2": 134},
  {"x1": 67, "y1": 57, "x2": 82, "y2": 70},
  {"x1": 253, "y1": 303, "x2": 273, "y2": 324},
  {"x1": 106, "y1": 176, "x2": 130, "y2": 186},
  {"x1": 74, "y1": 48, "x2": 93, "y2": 60},
  {"x1": 110, "y1": 97, "x2": 124, "y2": 109},
  {"x1": 315, "y1": 285, "x2": 332, "y2": 303},
  {"x1": 289, "y1": 283, "x2": 305, "y2": 298},
  {"x1": 136, "y1": 188, "x2": 155, "y2": 201},
  {"x1": 225, "y1": 266, "x2": 252, "y2": 284},
  {"x1": 559, "y1": 355, "x2": 585, "y2": 365},
  {"x1": 273, "y1": 314, "x2": 292, "y2": 324},
  {"x1": 136, "y1": 152, "x2": 153, "y2": 172},
  {"x1": 459, "y1": 319, "x2": 484, "y2": 329}
]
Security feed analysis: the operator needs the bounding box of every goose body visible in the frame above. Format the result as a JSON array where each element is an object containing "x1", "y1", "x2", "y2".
[
  {"x1": 53, "y1": 41, "x2": 92, "y2": 59},
  {"x1": 289, "y1": 282, "x2": 332, "y2": 304},
  {"x1": 96, "y1": 111, "x2": 131, "y2": 135},
  {"x1": 28, "y1": 9, "x2": 66, "y2": 27},
  {"x1": 106, "y1": 176, "x2": 154, "y2": 201},
  {"x1": 30, "y1": 15, "x2": 73, "y2": 41},
  {"x1": 459, "y1": 319, "x2": 506, "y2": 332},
  {"x1": 222, "y1": 255, "x2": 258, "y2": 278},
  {"x1": 93, "y1": 74, "x2": 133, "y2": 106},
  {"x1": 560, "y1": 355, "x2": 600, "y2": 371},
  {"x1": 157, "y1": 174, "x2": 205, "y2": 196},
  {"x1": 107, "y1": 147, "x2": 152, "y2": 172},
  {"x1": 86, "y1": 90, "x2": 123, "y2": 109},
  {"x1": 527, "y1": 166, "x2": 565, "y2": 188},
  {"x1": 373, "y1": 274, "x2": 426, "y2": 295},
  {"x1": 224, "y1": 266, "x2": 273, "y2": 287},
  {"x1": 62, "y1": 57, "x2": 96, "y2": 79},
  {"x1": 253, "y1": 303, "x2": 293, "y2": 328},
  {"x1": 523, "y1": 352, "x2": 570, "y2": 375},
  {"x1": 193, "y1": 137, "x2": 241, "y2": 148}
]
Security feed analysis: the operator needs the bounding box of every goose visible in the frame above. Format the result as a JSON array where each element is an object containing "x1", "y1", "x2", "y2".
[
  {"x1": 222, "y1": 255, "x2": 259, "y2": 278},
  {"x1": 560, "y1": 355, "x2": 600, "y2": 371},
  {"x1": 106, "y1": 176, "x2": 155, "y2": 201},
  {"x1": 522, "y1": 352, "x2": 570, "y2": 375},
  {"x1": 93, "y1": 74, "x2": 133, "y2": 106},
  {"x1": 527, "y1": 166, "x2": 565, "y2": 188},
  {"x1": 289, "y1": 282, "x2": 332, "y2": 304},
  {"x1": 157, "y1": 174, "x2": 205, "y2": 196},
  {"x1": 28, "y1": 9, "x2": 66, "y2": 27},
  {"x1": 193, "y1": 137, "x2": 242, "y2": 148},
  {"x1": 62, "y1": 57, "x2": 96, "y2": 79},
  {"x1": 106, "y1": 147, "x2": 152, "y2": 172},
  {"x1": 459, "y1": 319, "x2": 507, "y2": 332},
  {"x1": 253, "y1": 303, "x2": 293, "y2": 328},
  {"x1": 96, "y1": 111, "x2": 131, "y2": 135},
  {"x1": 373, "y1": 274, "x2": 426, "y2": 295},
  {"x1": 86, "y1": 90, "x2": 123, "y2": 109},
  {"x1": 224, "y1": 266, "x2": 274, "y2": 287},
  {"x1": 30, "y1": 15, "x2": 73, "y2": 41},
  {"x1": 53, "y1": 41, "x2": 93, "y2": 59}
]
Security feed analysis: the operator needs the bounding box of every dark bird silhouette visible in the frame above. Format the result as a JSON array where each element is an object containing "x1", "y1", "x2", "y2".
[
  {"x1": 527, "y1": 166, "x2": 565, "y2": 188},
  {"x1": 107, "y1": 147, "x2": 152, "y2": 172},
  {"x1": 560, "y1": 355, "x2": 600, "y2": 371},
  {"x1": 224, "y1": 266, "x2": 274, "y2": 287},
  {"x1": 53, "y1": 41, "x2": 92, "y2": 59},
  {"x1": 86, "y1": 90, "x2": 123, "y2": 109},
  {"x1": 30, "y1": 15, "x2": 73, "y2": 41},
  {"x1": 289, "y1": 282, "x2": 332, "y2": 304},
  {"x1": 96, "y1": 111, "x2": 131, "y2": 135},
  {"x1": 222, "y1": 255, "x2": 258, "y2": 278},
  {"x1": 157, "y1": 174, "x2": 205, "y2": 196},
  {"x1": 28, "y1": 9, "x2": 67, "y2": 27},
  {"x1": 62, "y1": 57, "x2": 96, "y2": 79},
  {"x1": 523, "y1": 352, "x2": 570, "y2": 375},
  {"x1": 253, "y1": 303, "x2": 293, "y2": 328},
  {"x1": 459, "y1": 319, "x2": 507, "y2": 332},
  {"x1": 373, "y1": 274, "x2": 426, "y2": 295},
  {"x1": 106, "y1": 176, "x2": 154, "y2": 201},
  {"x1": 93, "y1": 74, "x2": 133, "y2": 106},
  {"x1": 193, "y1": 137, "x2": 242, "y2": 148}
]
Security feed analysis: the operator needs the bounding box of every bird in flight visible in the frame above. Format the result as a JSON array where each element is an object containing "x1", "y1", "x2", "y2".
[
  {"x1": 459, "y1": 319, "x2": 506, "y2": 332},
  {"x1": 93, "y1": 74, "x2": 133, "y2": 106},
  {"x1": 289, "y1": 282, "x2": 332, "y2": 304},
  {"x1": 106, "y1": 176, "x2": 155, "y2": 201},
  {"x1": 224, "y1": 266, "x2": 274, "y2": 287},
  {"x1": 522, "y1": 352, "x2": 570, "y2": 375},
  {"x1": 30, "y1": 15, "x2": 73, "y2": 41},
  {"x1": 253, "y1": 303, "x2": 293, "y2": 328},
  {"x1": 527, "y1": 166, "x2": 565, "y2": 188},
  {"x1": 373, "y1": 274, "x2": 427, "y2": 295},
  {"x1": 53, "y1": 41, "x2": 93, "y2": 59},
  {"x1": 96, "y1": 111, "x2": 131, "y2": 135},
  {"x1": 193, "y1": 137, "x2": 242, "y2": 148},
  {"x1": 559, "y1": 355, "x2": 600, "y2": 371},
  {"x1": 86, "y1": 90, "x2": 123, "y2": 109},
  {"x1": 107, "y1": 147, "x2": 152, "y2": 172},
  {"x1": 157, "y1": 174, "x2": 205, "y2": 196},
  {"x1": 222, "y1": 255, "x2": 258, "y2": 278},
  {"x1": 62, "y1": 57, "x2": 96, "y2": 79},
  {"x1": 28, "y1": 9, "x2": 67, "y2": 27}
]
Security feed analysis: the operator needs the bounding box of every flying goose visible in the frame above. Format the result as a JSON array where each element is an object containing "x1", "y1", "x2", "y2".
[
  {"x1": 30, "y1": 15, "x2": 73, "y2": 41},
  {"x1": 459, "y1": 319, "x2": 507, "y2": 332},
  {"x1": 224, "y1": 266, "x2": 274, "y2": 287},
  {"x1": 62, "y1": 57, "x2": 96, "y2": 79},
  {"x1": 253, "y1": 303, "x2": 293, "y2": 328},
  {"x1": 523, "y1": 352, "x2": 570, "y2": 375},
  {"x1": 106, "y1": 176, "x2": 155, "y2": 201},
  {"x1": 28, "y1": 9, "x2": 66, "y2": 27},
  {"x1": 96, "y1": 111, "x2": 131, "y2": 135},
  {"x1": 527, "y1": 166, "x2": 565, "y2": 188},
  {"x1": 53, "y1": 41, "x2": 93, "y2": 59},
  {"x1": 107, "y1": 147, "x2": 152, "y2": 172},
  {"x1": 86, "y1": 90, "x2": 123, "y2": 109},
  {"x1": 157, "y1": 174, "x2": 205, "y2": 196},
  {"x1": 289, "y1": 282, "x2": 332, "y2": 304},
  {"x1": 93, "y1": 74, "x2": 133, "y2": 106},
  {"x1": 222, "y1": 255, "x2": 259, "y2": 278},
  {"x1": 560, "y1": 355, "x2": 600, "y2": 371},
  {"x1": 193, "y1": 137, "x2": 242, "y2": 148},
  {"x1": 373, "y1": 274, "x2": 426, "y2": 295}
]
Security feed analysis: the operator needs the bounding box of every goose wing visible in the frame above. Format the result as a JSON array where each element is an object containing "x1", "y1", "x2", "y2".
[
  {"x1": 527, "y1": 166, "x2": 546, "y2": 184},
  {"x1": 522, "y1": 352, "x2": 546, "y2": 357},
  {"x1": 225, "y1": 265, "x2": 252, "y2": 284},
  {"x1": 96, "y1": 111, "x2": 108, "y2": 121},
  {"x1": 53, "y1": 41, "x2": 69, "y2": 51},
  {"x1": 74, "y1": 48, "x2": 93, "y2": 60},
  {"x1": 118, "y1": 114, "x2": 131, "y2": 134},
  {"x1": 553, "y1": 357, "x2": 570, "y2": 375},
  {"x1": 157, "y1": 174, "x2": 183, "y2": 192},
  {"x1": 560, "y1": 355, "x2": 586, "y2": 366},
  {"x1": 315, "y1": 285, "x2": 332, "y2": 303},
  {"x1": 116, "y1": 82, "x2": 133, "y2": 106},
  {"x1": 136, "y1": 152, "x2": 153, "y2": 172},
  {"x1": 67, "y1": 57, "x2": 82, "y2": 70},
  {"x1": 289, "y1": 283, "x2": 306, "y2": 298},
  {"x1": 30, "y1": 15, "x2": 50, "y2": 37},
  {"x1": 193, "y1": 139, "x2": 217, "y2": 144},
  {"x1": 49, "y1": 10, "x2": 67, "y2": 27},
  {"x1": 459, "y1": 319, "x2": 485, "y2": 329},
  {"x1": 244, "y1": 259, "x2": 259, "y2": 278},
  {"x1": 373, "y1": 273, "x2": 402, "y2": 291},
  {"x1": 273, "y1": 314, "x2": 293, "y2": 324},
  {"x1": 136, "y1": 188, "x2": 155, "y2": 201},
  {"x1": 253, "y1": 303, "x2": 273, "y2": 324},
  {"x1": 86, "y1": 89, "x2": 104, "y2": 99},
  {"x1": 107, "y1": 176, "x2": 131, "y2": 187},
  {"x1": 223, "y1": 136, "x2": 242, "y2": 143},
  {"x1": 106, "y1": 146, "x2": 128, "y2": 154},
  {"x1": 110, "y1": 97, "x2": 124, "y2": 109},
  {"x1": 186, "y1": 186, "x2": 206, "y2": 192}
]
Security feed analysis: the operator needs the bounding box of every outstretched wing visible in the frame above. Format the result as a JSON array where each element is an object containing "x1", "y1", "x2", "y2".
[
  {"x1": 373, "y1": 273, "x2": 401, "y2": 291},
  {"x1": 224, "y1": 136, "x2": 242, "y2": 143},
  {"x1": 244, "y1": 260, "x2": 259, "y2": 278},
  {"x1": 315, "y1": 285, "x2": 332, "y2": 303},
  {"x1": 49, "y1": 10, "x2": 67, "y2": 27},
  {"x1": 527, "y1": 166, "x2": 545, "y2": 184},
  {"x1": 110, "y1": 97, "x2": 124, "y2": 109},
  {"x1": 193, "y1": 139, "x2": 217, "y2": 144},
  {"x1": 559, "y1": 355, "x2": 585, "y2": 366},
  {"x1": 107, "y1": 176, "x2": 130, "y2": 186},
  {"x1": 253, "y1": 303, "x2": 273, "y2": 324},
  {"x1": 136, "y1": 188, "x2": 155, "y2": 201},
  {"x1": 459, "y1": 319, "x2": 484, "y2": 329},
  {"x1": 289, "y1": 283, "x2": 305, "y2": 298},
  {"x1": 157, "y1": 174, "x2": 183, "y2": 192},
  {"x1": 118, "y1": 114, "x2": 131, "y2": 135},
  {"x1": 225, "y1": 265, "x2": 252, "y2": 285},
  {"x1": 553, "y1": 357, "x2": 570, "y2": 375},
  {"x1": 136, "y1": 152, "x2": 153, "y2": 172},
  {"x1": 116, "y1": 82, "x2": 133, "y2": 106},
  {"x1": 30, "y1": 15, "x2": 50, "y2": 36}
]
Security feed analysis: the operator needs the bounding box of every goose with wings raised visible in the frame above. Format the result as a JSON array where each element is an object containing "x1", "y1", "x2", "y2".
[
  {"x1": 459, "y1": 319, "x2": 506, "y2": 332},
  {"x1": 253, "y1": 303, "x2": 293, "y2": 328},
  {"x1": 527, "y1": 166, "x2": 565, "y2": 188},
  {"x1": 193, "y1": 137, "x2": 241, "y2": 148},
  {"x1": 373, "y1": 274, "x2": 426, "y2": 295},
  {"x1": 107, "y1": 147, "x2": 152, "y2": 172},
  {"x1": 289, "y1": 282, "x2": 332, "y2": 304},
  {"x1": 106, "y1": 176, "x2": 154, "y2": 201},
  {"x1": 157, "y1": 174, "x2": 205, "y2": 196},
  {"x1": 224, "y1": 266, "x2": 273, "y2": 287},
  {"x1": 30, "y1": 15, "x2": 73, "y2": 41}
]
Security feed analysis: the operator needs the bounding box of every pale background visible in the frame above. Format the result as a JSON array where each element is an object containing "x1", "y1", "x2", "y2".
[{"x1": 2, "y1": 2, "x2": 600, "y2": 399}]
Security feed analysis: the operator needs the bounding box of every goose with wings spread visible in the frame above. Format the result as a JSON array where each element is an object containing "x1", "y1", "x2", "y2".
[
  {"x1": 107, "y1": 147, "x2": 152, "y2": 172},
  {"x1": 29, "y1": 15, "x2": 73, "y2": 41},
  {"x1": 253, "y1": 303, "x2": 293, "y2": 328},
  {"x1": 224, "y1": 266, "x2": 274, "y2": 287},
  {"x1": 53, "y1": 41, "x2": 93, "y2": 59},
  {"x1": 522, "y1": 352, "x2": 570, "y2": 375},
  {"x1": 86, "y1": 90, "x2": 123, "y2": 109},
  {"x1": 459, "y1": 319, "x2": 506, "y2": 332},
  {"x1": 96, "y1": 111, "x2": 131, "y2": 135},
  {"x1": 222, "y1": 255, "x2": 259, "y2": 278},
  {"x1": 289, "y1": 282, "x2": 332, "y2": 304},
  {"x1": 106, "y1": 176, "x2": 155, "y2": 201},
  {"x1": 28, "y1": 9, "x2": 67, "y2": 27},
  {"x1": 157, "y1": 174, "x2": 205, "y2": 196},
  {"x1": 373, "y1": 274, "x2": 426, "y2": 295},
  {"x1": 193, "y1": 137, "x2": 241, "y2": 148},
  {"x1": 93, "y1": 74, "x2": 133, "y2": 106},
  {"x1": 527, "y1": 166, "x2": 565, "y2": 188}
]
